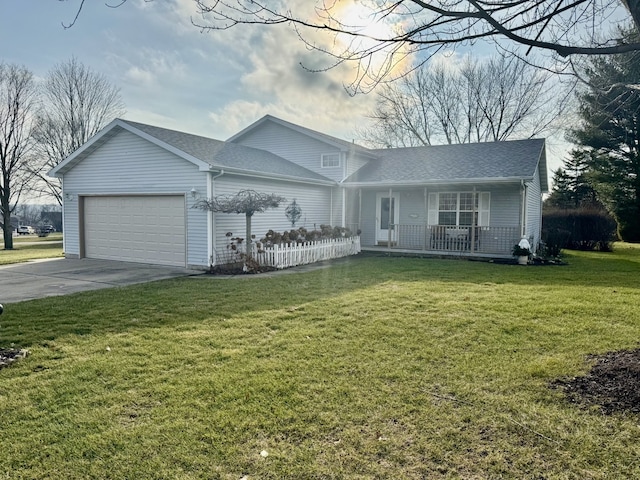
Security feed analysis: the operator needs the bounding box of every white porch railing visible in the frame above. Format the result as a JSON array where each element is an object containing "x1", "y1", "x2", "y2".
[
  {"x1": 383, "y1": 225, "x2": 520, "y2": 256},
  {"x1": 234, "y1": 236, "x2": 361, "y2": 269}
]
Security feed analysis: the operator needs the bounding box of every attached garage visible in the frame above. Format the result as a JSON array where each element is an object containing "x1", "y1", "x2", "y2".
[
  {"x1": 48, "y1": 118, "x2": 338, "y2": 269},
  {"x1": 82, "y1": 195, "x2": 186, "y2": 267}
]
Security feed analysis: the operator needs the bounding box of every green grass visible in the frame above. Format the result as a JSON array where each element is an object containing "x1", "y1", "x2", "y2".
[
  {"x1": 1, "y1": 246, "x2": 640, "y2": 478},
  {"x1": 8, "y1": 232, "x2": 63, "y2": 243},
  {"x1": 0, "y1": 241, "x2": 63, "y2": 265}
]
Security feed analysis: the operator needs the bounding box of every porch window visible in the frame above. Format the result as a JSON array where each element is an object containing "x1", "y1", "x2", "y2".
[
  {"x1": 321, "y1": 153, "x2": 340, "y2": 168},
  {"x1": 432, "y1": 192, "x2": 490, "y2": 227}
]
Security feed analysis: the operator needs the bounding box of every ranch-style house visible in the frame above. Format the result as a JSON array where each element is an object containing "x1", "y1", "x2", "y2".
[{"x1": 49, "y1": 115, "x2": 548, "y2": 268}]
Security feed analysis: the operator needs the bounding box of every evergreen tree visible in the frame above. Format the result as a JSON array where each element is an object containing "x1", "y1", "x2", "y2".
[
  {"x1": 546, "y1": 150, "x2": 601, "y2": 210},
  {"x1": 569, "y1": 27, "x2": 640, "y2": 240}
]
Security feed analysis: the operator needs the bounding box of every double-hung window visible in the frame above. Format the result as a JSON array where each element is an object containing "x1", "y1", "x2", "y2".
[
  {"x1": 430, "y1": 192, "x2": 490, "y2": 227},
  {"x1": 321, "y1": 153, "x2": 340, "y2": 168}
]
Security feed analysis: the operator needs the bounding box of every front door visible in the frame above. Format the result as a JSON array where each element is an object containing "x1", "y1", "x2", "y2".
[{"x1": 376, "y1": 193, "x2": 399, "y2": 244}]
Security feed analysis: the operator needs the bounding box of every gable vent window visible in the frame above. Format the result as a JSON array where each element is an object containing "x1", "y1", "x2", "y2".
[{"x1": 321, "y1": 153, "x2": 340, "y2": 168}]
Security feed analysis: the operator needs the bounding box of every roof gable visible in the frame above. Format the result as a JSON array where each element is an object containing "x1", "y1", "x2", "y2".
[
  {"x1": 228, "y1": 114, "x2": 377, "y2": 158},
  {"x1": 50, "y1": 119, "x2": 334, "y2": 185}
]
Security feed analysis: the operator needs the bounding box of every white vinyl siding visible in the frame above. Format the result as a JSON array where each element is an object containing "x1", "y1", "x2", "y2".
[
  {"x1": 211, "y1": 175, "x2": 333, "y2": 262},
  {"x1": 345, "y1": 153, "x2": 370, "y2": 178},
  {"x1": 61, "y1": 129, "x2": 209, "y2": 267},
  {"x1": 84, "y1": 195, "x2": 186, "y2": 266},
  {"x1": 485, "y1": 186, "x2": 521, "y2": 227},
  {"x1": 231, "y1": 121, "x2": 344, "y2": 182}
]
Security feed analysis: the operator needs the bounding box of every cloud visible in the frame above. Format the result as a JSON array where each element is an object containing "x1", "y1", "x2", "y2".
[
  {"x1": 124, "y1": 66, "x2": 155, "y2": 87},
  {"x1": 200, "y1": 11, "x2": 383, "y2": 141},
  {"x1": 101, "y1": 0, "x2": 391, "y2": 142}
]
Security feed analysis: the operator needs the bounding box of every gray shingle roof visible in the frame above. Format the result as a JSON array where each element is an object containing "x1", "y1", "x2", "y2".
[
  {"x1": 344, "y1": 139, "x2": 546, "y2": 186},
  {"x1": 121, "y1": 120, "x2": 333, "y2": 183}
]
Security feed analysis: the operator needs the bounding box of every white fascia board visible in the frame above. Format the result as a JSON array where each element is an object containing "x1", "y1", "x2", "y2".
[
  {"x1": 537, "y1": 140, "x2": 549, "y2": 193},
  {"x1": 226, "y1": 115, "x2": 271, "y2": 142},
  {"x1": 48, "y1": 118, "x2": 121, "y2": 177},
  {"x1": 227, "y1": 114, "x2": 355, "y2": 153}
]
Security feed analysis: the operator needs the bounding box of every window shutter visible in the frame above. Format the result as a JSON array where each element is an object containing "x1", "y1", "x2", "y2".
[
  {"x1": 478, "y1": 192, "x2": 490, "y2": 226},
  {"x1": 427, "y1": 193, "x2": 438, "y2": 226}
]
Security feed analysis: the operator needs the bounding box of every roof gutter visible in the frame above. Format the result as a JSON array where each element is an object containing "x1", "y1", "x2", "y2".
[
  {"x1": 343, "y1": 176, "x2": 534, "y2": 188},
  {"x1": 207, "y1": 165, "x2": 336, "y2": 186}
]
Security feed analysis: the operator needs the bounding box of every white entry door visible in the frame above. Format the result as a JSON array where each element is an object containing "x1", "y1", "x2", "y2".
[{"x1": 376, "y1": 192, "x2": 399, "y2": 244}]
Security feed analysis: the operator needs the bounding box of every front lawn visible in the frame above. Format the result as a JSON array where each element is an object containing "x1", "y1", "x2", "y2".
[
  {"x1": 0, "y1": 242, "x2": 64, "y2": 265},
  {"x1": 1, "y1": 246, "x2": 639, "y2": 478}
]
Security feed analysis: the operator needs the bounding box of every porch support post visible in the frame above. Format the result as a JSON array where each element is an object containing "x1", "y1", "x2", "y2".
[
  {"x1": 388, "y1": 187, "x2": 393, "y2": 250},
  {"x1": 424, "y1": 187, "x2": 428, "y2": 251},
  {"x1": 341, "y1": 187, "x2": 346, "y2": 227},
  {"x1": 470, "y1": 186, "x2": 476, "y2": 254}
]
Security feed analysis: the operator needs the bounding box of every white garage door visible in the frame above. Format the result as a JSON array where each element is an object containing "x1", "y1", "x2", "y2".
[{"x1": 84, "y1": 195, "x2": 186, "y2": 267}]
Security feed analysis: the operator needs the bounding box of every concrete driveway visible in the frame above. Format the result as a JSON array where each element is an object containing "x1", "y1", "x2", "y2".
[{"x1": 0, "y1": 258, "x2": 203, "y2": 304}]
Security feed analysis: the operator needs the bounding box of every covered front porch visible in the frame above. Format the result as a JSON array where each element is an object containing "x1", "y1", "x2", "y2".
[
  {"x1": 344, "y1": 184, "x2": 529, "y2": 258},
  {"x1": 352, "y1": 224, "x2": 521, "y2": 258}
]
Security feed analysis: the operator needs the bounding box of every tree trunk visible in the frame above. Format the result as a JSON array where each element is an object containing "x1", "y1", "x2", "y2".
[
  {"x1": 620, "y1": 0, "x2": 640, "y2": 30},
  {"x1": 245, "y1": 213, "x2": 252, "y2": 257},
  {"x1": 2, "y1": 203, "x2": 13, "y2": 250}
]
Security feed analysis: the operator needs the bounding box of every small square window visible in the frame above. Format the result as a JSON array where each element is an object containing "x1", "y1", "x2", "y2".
[{"x1": 321, "y1": 153, "x2": 340, "y2": 168}]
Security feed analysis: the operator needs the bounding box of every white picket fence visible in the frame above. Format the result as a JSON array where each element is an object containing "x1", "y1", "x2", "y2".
[{"x1": 251, "y1": 236, "x2": 361, "y2": 269}]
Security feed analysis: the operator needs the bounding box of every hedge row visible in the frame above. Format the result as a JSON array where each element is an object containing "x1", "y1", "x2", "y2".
[{"x1": 542, "y1": 208, "x2": 617, "y2": 254}]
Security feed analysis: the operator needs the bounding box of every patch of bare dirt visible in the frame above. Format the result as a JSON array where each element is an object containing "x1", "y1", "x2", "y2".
[
  {"x1": 0, "y1": 348, "x2": 29, "y2": 370},
  {"x1": 551, "y1": 348, "x2": 640, "y2": 415}
]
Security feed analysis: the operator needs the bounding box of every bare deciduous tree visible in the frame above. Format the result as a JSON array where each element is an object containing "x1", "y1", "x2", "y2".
[
  {"x1": 64, "y1": 0, "x2": 640, "y2": 92},
  {"x1": 31, "y1": 57, "x2": 125, "y2": 205},
  {"x1": 360, "y1": 54, "x2": 570, "y2": 147},
  {"x1": 0, "y1": 63, "x2": 37, "y2": 250},
  {"x1": 194, "y1": 189, "x2": 286, "y2": 255}
]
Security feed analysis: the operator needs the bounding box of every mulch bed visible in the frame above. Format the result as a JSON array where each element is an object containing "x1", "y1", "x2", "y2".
[
  {"x1": 551, "y1": 348, "x2": 640, "y2": 415},
  {"x1": 0, "y1": 348, "x2": 29, "y2": 370},
  {"x1": 208, "y1": 263, "x2": 277, "y2": 275}
]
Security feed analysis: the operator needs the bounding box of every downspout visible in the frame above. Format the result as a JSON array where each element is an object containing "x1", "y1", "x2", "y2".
[
  {"x1": 538, "y1": 193, "x2": 544, "y2": 252},
  {"x1": 209, "y1": 170, "x2": 225, "y2": 266},
  {"x1": 60, "y1": 177, "x2": 66, "y2": 255},
  {"x1": 358, "y1": 188, "x2": 362, "y2": 235},
  {"x1": 388, "y1": 187, "x2": 393, "y2": 250},
  {"x1": 520, "y1": 180, "x2": 527, "y2": 238},
  {"x1": 330, "y1": 188, "x2": 334, "y2": 226}
]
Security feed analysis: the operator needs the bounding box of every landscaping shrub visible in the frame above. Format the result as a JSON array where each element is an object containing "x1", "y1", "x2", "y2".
[
  {"x1": 261, "y1": 224, "x2": 355, "y2": 247},
  {"x1": 543, "y1": 208, "x2": 617, "y2": 252}
]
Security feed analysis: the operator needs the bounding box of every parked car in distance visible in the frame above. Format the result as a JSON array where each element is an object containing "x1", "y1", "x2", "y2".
[
  {"x1": 41, "y1": 225, "x2": 56, "y2": 233},
  {"x1": 17, "y1": 225, "x2": 35, "y2": 235}
]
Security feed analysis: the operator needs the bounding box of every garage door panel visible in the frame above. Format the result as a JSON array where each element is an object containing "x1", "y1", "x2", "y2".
[{"x1": 84, "y1": 196, "x2": 186, "y2": 267}]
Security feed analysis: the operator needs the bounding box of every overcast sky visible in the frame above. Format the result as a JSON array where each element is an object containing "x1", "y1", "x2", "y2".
[
  {"x1": 2, "y1": 1, "x2": 390, "y2": 140},
  {"x1": 0, "y1": 0, "x2": 585, "y2": 173}
]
